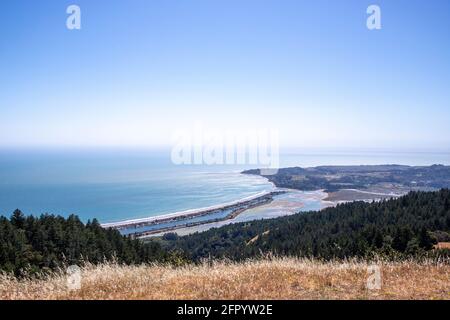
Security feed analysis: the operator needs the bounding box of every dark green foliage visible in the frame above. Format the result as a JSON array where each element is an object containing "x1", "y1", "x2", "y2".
[
  {"x1": 167, "y1": 189, "x2": 449, "y2": 261},
  {"x1": 418, "y1": 227, "x2": 435, "y2": 250},
  {"x1": 162, "y1": 232, "x2": 179, "y2": 241},
  {"x1": 430, "y1": 230, "x2": 450, "y2": 242},
  {"x1": 0, "y1": 212, "x2": 170, "y2": 275}
]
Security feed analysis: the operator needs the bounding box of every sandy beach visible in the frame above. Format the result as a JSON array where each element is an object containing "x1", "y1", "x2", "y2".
[{"x1": 101, "y1": 190, "x2": 287, "y2": 236}]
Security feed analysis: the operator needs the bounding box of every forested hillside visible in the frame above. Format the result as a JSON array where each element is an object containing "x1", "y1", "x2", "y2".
[
  {"x1": 2, "y1": 190, "x2": 449, "y2": 276},
  {"x1": 165, "y1": 189, "x2": 450, "y2": 260},
  {"x1": 0, "y1": 211, "x2": 169, "y2": 275}
]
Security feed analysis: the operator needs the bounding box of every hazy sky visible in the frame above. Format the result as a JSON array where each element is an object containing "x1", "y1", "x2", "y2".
[{"x1": 0, "y1": 0, "x2": 449, "y2": 149}]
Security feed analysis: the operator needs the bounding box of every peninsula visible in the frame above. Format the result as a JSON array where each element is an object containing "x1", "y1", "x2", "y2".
[{"x1": 243, "y1": 164, "x2": 450, "y2": 202}]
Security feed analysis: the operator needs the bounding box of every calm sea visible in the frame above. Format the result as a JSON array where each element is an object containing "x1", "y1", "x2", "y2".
[{"x1": 0, "y1": 148, "x2": 449, "y2": 223}]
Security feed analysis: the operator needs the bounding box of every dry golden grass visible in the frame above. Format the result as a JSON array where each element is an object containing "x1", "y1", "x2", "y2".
[
  {"x1": 1, "y1": 258, "x2": 449, "y2": 300},
  {"x1": 435, "y1": 242, "x2": 450, "y2": 250}
]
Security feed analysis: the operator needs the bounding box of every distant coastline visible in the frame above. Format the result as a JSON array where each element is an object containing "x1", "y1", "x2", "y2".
[
  {"x1": 243, "y1": 164, "x2": 450, "y2": 202},
  {"x1": 103, "y1": 164, "x2": 450, "y2": 237}
]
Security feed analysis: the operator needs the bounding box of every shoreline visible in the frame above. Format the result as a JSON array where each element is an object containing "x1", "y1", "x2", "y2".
[
  {"x1": 103, "y1": 182, "x2": 398, "y2": 238},
  {"x1": 132, "y1": 194, "x2": 281, "y2": 238},
  {"x1": 103, "y1": 165, "x2": 414, "y2": 238},
  {"x1": 144, "y1": 189, "x2": 332, "y2": 238},
  {"x1": 101, "y1": 190, "x2": 284, "y2": 233},
  {"x1": 101, "y1": 190, "x2": 273, "y2": 229}
]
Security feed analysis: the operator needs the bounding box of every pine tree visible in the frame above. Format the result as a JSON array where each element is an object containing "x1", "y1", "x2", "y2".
[
  {"x1": 11, "y1": 209, "x2": 26, "y2": 229},
  {"x1": 418, "y1": 227, "x2": 435, "y2": 250}
]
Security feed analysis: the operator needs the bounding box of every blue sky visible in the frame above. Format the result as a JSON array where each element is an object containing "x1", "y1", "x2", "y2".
[{"x1": 0, "y1": 0, "x2": 449, "y2": 149}]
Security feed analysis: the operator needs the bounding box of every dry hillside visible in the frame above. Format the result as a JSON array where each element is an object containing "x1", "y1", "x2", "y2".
[{"x1": 1, "y1": 258, "x2": 449, "y2": 300}]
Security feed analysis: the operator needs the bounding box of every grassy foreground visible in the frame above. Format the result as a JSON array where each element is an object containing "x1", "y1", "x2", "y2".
[{"x1": 1, "y1": 258, "x2": 449, "y2": 300}]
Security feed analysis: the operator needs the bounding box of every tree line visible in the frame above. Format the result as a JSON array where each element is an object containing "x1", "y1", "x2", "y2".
[
  {"x1": 165, "y1": 189, "x2": 450, "y2": 260},
  {"x1": 0, "y1": 211, "x2": 172, "y2": 275}
]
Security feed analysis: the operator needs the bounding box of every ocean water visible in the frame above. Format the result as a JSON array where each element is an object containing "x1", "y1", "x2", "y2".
[
  {"x1": 0, "y1": 149, "x2": 272, "y2": 223},
  {"x1": 0, "y1": 148, "x2": 449, "y2": 224}
]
